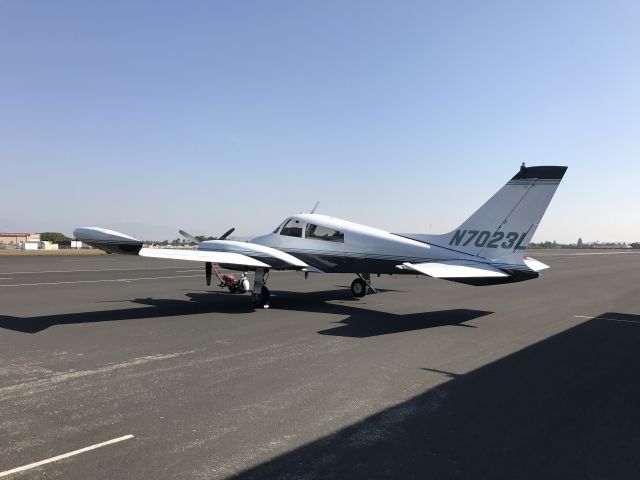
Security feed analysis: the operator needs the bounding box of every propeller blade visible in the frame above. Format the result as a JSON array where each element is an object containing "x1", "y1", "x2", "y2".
[
  {"x1": 205, "y1": 262, "x2": 212, "y2": 286},
  {"x1": 219, "y1": 228, "x2": 235, "y2": 240},
  {"x1": 179, "y1": 229, "x2": 199, "y2": 244}
]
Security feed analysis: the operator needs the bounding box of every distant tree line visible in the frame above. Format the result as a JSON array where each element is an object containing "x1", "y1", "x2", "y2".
[
  {"x1": 142, "y1": 235, "x2": 218, "y2": 246},
  {"x1": 39, "y1": 232, "x2": 70, "y2": 243},
  {"x1": 529, "y1": 238, "x2": 640, "y2": 249}
]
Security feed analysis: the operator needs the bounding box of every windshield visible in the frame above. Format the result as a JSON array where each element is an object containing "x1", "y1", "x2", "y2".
[{"x1": 280, "y1": 219, "x2": 303, "y2": 238}]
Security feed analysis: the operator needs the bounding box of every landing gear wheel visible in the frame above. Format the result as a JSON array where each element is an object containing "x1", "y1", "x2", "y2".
[
  {"x1": 253, "y1": 286, "x2": 271, "y2": 308},
  {"x1": 351, "y1": 278, "x2": 367, "y2": 297}
]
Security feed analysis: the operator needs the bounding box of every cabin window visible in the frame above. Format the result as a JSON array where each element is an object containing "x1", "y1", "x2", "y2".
[
  {"x1": 280, "y1": 219, "x2": 303, "y2": 238},
  {"x1": 305, "y1": 224, "x2": 344, "y2": 243}
]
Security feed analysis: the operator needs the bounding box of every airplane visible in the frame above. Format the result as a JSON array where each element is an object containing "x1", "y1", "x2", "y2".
[{"x1": 74, "y1": 164, "x2": 567, "y2": 309}]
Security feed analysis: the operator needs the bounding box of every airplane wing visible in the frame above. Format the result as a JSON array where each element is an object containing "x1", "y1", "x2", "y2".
[
  {"x1": 73, "y1": 227, "x2": 307, "y2": 271},
  {"x1": 139, "y1": 248, "x2": 270, "y2": 268}
]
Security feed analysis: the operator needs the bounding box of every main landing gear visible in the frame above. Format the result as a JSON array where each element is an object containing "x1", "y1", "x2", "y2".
[
  {"x1": 351, "y1": 273, "x2": 377, "y2": 297},
  {"x1": 252, "y1": 268, "x2": 271, "y2": 309}
]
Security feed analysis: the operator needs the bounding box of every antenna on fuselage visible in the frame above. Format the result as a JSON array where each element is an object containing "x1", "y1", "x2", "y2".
[{"x1": 310, "y1": 201, "x2": 320, "y2": 214}]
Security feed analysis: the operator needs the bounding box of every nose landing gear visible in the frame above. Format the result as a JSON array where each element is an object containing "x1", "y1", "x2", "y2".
[{"x1": 252, "y1": 268, "x2": 271, "y2": 309}]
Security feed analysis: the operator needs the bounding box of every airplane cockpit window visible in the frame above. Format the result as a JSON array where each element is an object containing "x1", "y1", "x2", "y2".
[
  {"x1": 280, "y1": 219, "x2": 303, "y2": 238},
  {"x1": 305, "y1": 224, "x2": 344, "y2": 243}
]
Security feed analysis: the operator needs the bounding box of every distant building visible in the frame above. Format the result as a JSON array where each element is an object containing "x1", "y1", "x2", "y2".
[
  {"x1": 0, "y1": 232, "x2": 41, "y2": 245},
  {"x1": 39, "y1": 241, "x2": 59, "y2": 251}
]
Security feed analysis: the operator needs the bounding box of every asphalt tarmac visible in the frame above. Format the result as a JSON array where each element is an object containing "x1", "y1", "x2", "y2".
[{"x1": 1, "y1": 250, "x2": 639, "y2": 479}]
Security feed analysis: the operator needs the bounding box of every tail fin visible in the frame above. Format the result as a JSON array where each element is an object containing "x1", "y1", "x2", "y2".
[{"x1": 406, "y1": 165, "x2": 567, "y2": 261}]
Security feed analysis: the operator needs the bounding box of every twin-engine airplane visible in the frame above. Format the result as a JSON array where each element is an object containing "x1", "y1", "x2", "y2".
[{"x1": 75, "y1": 164, "x2": 567, "y2": 309}]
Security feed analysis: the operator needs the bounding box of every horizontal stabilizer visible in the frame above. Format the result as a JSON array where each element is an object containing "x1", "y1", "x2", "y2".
[
  {"x1": 523, "y1": 257, "x2": 549, "y2": 272},
  {"x1": 399, "y1": 261, "x2": 508, "y2": 279},
  {"x1": 139, "y1": 248, "x2": 270, "y2": 268}
]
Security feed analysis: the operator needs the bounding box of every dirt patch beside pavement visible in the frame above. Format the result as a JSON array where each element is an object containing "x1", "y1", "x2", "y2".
[{"x1": 0, "y1": 249, "x2": 106, "y2": 256}]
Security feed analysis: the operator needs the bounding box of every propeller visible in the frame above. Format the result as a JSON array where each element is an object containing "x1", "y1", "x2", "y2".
[
  {"x1": 179, "y1": 227, "x2": 235, "y2": 287},
  {"x1": 179, "y1": 229, "x2": 200, "y2": 244},
  {"x1": 205, "y1": 262, "x2": 212, "y2": 286},
  {"x1": 218, "y1": 227, "x2": 235, "y2": 240},
  {"x1": 179, "y1": 227, "x2": 235, "y2": 243}
]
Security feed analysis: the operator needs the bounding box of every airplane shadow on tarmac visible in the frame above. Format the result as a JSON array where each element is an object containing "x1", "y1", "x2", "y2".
[
  {"x1": 230, "y1": 312, "x2": 640, "y2": 480},
  {"x1": 0, "y1": 288, "x2": 491, "y2": 335}
]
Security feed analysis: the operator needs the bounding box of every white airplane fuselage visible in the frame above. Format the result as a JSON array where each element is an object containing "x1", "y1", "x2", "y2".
[
  {"x1": 196, "y1": 213, "x2": 515, "y2": 278},
  {"x1": 247, "y1": 213, "x2": 440, "y2": 274}
]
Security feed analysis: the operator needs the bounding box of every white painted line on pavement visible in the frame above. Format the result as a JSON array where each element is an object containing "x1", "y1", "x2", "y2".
[
  {"x1": 0, "y1": 434, "x2": 134, "y2": 478},
  {"x1": 0, "y1": 275, "x2": 201, "y2": 287},
  {"x1": 574, "y1": 315, "x2": 640, "y2": 325},
  {"x1": 534, "y1": 251, "x2": 640, "y2": 258},
  {"x1": 0, "y1": 266, "x2": 198, "y2": 275},
  {"x1": 63, "y1": 258, "x2": 116, "y2": 262}
]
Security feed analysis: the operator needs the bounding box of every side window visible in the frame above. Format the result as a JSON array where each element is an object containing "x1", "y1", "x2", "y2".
[
  {"x1": 280, "y1": 219, "x2": 303, "y2": 238},
  {"x1": 305, "y1": 224, "x2": 344, "y2": 243}
]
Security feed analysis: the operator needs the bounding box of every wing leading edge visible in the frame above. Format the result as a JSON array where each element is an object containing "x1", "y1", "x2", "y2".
[{"x1": 139, "y1": 248, "x2": 270, "y2": 268}]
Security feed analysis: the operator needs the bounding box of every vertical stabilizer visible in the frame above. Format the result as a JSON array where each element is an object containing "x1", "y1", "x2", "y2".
[{"x1": 402, "y1": 165, "x2": 567, "y2": 262}]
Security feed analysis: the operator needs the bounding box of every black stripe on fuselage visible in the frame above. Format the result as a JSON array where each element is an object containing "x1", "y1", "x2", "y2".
[
  {"x1": 199, "y1": 247, "x2": 294, "y2": 269},
  {"x1": 288, "y1": 252, "x2": 406, "y2": 274},
  {"x1": 283, "y1": 252, "x2": 534, "y2": 282}
]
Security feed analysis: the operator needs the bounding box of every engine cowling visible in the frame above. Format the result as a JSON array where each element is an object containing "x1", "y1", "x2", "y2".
[{"x1": 73, "y1": 227, "x2": 143, "y2": 254}]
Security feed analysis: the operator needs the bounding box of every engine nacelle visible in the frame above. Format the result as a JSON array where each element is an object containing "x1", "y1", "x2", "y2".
[{"x1": 73, "y1": 227, "x2": 143, "y2": 254}]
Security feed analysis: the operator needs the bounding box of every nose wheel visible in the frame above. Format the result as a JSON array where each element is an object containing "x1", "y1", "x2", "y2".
[{"x1": 252, "y1": 286, "x2": 271, "y2": 308}]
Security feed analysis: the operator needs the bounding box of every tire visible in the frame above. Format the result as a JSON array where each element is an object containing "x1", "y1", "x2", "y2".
[
  {"x1": 252, "y1": 293, "x2": 264, "y2": 308},
  {"x1": 351, "y1": 278, "x2": 367, "y2": 297},
  {"x1": 261, "y1": 286, "x2": 270, "y2": 305}
]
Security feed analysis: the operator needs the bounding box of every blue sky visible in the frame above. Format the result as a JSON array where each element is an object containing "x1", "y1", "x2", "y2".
[{"x1": 1, "y1": 1, "x2": 639, "y2": 242}]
